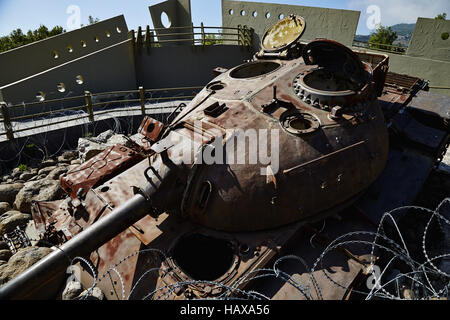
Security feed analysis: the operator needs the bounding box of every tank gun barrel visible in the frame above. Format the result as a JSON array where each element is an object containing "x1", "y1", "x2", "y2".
[{"x1": 0, "y1": 193, "x2": 151, "y2": 300}]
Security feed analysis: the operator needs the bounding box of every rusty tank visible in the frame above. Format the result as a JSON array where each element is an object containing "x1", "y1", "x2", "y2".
[{"x1": 0, "y1": 15, "x2": 392, "y2": 299}]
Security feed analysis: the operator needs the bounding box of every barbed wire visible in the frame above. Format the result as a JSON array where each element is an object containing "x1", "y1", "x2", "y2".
[{"x1": 45, "y1": 197, "x2": 446, "y2": 300}]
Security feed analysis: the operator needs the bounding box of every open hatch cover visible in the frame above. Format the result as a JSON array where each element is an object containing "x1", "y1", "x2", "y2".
[{"x1": 261, "y1": 15, "x2": 306, "y2": 52}]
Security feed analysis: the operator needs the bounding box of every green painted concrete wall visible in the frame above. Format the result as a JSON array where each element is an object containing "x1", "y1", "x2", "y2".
[
  {"x1": 1, "y1": 39, "x2": 137, "y2": 114},
  {"x1": 222, "y1": 0, "x2": 360, "y2": 49},
  {"x1": 407, "y1": 18, "x2": 450, "y2": 62},
  {"x1": 134, "y1": 44, "x2": 253, "y2": 89},
  {"x1": 0, "y1": 16, "x2": 129, "y2": 87}
]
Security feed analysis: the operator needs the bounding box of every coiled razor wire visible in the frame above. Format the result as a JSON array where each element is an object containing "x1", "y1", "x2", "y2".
[
  {"x1": 49, "y1": 198, "x2": 447, "y2": 300},
  {"x1": 9, "y1": 198, "x2": 450, "y2": 300}
]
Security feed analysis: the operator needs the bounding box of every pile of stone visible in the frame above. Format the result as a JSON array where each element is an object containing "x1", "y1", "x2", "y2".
[{"x1": 0, "y1": 130, "x2": 127, "y2": 298}]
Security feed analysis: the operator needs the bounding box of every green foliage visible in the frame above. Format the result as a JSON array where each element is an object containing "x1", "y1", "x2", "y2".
[
  {"x1": 25, "y1": 143, "x2": 35, "y2": 149},
  {"x1": 204, "y1": 33, "x2": 223, "y2": 45},
  {"x1": 435, "y1": 13, "x2": 447, "y2": 20},
  {"x1": 81, "y1": 15, "x2": 100, "y2": 27},
  {"x1": 18, "y1": 164, "x2": 27, "y2": 172},
  {"x1": 368, "y1": 25, "x2": 403, "y2": 52},
  {"x1": 0, "y1": 25, "x2": 65, "y2": 53}
]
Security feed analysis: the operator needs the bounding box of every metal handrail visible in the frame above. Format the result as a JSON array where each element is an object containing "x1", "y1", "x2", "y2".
[
  {"x1": 353, "y1": 40, "x2": 407, "y2": 54},
  {"x1": 133, "y1": 23, "x2": 253, "y2": 48},
  {"x1": 9, "y1": 95, "x2": 85, "y2": 109},
  {"x1": 0, "y1": 85, "x2": 201, "y2": 141}
]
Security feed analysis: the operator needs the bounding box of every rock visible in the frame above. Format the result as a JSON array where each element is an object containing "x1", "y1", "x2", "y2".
[
  {"x1": 47, "y1": 167, "x2": 68, "y2": 180},
  {"x1": 62, "y1": 279, "x2": 84, "y2": 300},
  {"x1": 0, "y1": 202, "x2": 11, "y2": 215},
  {"x1": 0, "y1": 246, "x2": 53, "y2": 285},
  {"x1": 11, "y1": 168, "x2": 23, "y2": 179},
  {"x1": 0, "y1": 249, "x2": 12, "y2": 261},
  {"x1": 37, "y1": 165, "x2": 57, "y2": 176},
  {"x1": 2, "y1": 175, "x2": 10, "y2": 182},
  {"x1": 0, "y1": 183, "x2": 24, "y2": 204},
  {"x1": 39, "y1": 159, "x2": 57, "y2": 169},
  {"x1": 78, "y1": 130, "x2": 131, "y2": 163},
  {"x1": 6, "y1": 179, "x2": 13, "y2": 184},
  {"x1": 61, "y1": 151, "x2": 78, "y2": 161},
  {"x1": 13, "y1": 180, "x2": 65, "y2": 214},
  {"x1": 71, "y1": 159, "x2": 82, "y2": 165},
  {"x1": 0, "y1": 260, "x2": 6, "y2": 266},
  {"x1": 0, "y1": 241, "x2": 9, "y2": 250},
  {"x1": 14, "y1": 180, "x2": 25, "y2": 184},
  {"x1": 0, "y1": 211, "x2": 32, "y2": 235},
  {"x1": 78, "y1": 287, "x2": 104, "y2": 300},
  {"x1": 57, "y1": 156, "x2": 72, "y2": 164},
  {"x1": 96, "y1": 130, "x2": 115, "y2": 143},
  {"x1": 19, "y1": 172, "x2": 36, "y2": 182}
]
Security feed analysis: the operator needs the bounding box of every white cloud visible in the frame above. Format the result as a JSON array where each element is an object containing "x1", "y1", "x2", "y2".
[{"x1": 348, "y1": 0, "x2": 450, "y2": 27}]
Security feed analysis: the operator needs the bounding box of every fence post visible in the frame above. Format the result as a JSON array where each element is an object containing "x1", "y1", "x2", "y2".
[
  {"x1": 1, "y1": 102, "x2": 14, "y2": 140},
  {"x1": 237, "y1": 24, "x2": 242, "y2": 47},
  {"x1": 243, "y1": 25, "x2": 249, "y2": 47},
  {"x1": 201, "y1": 22, "x2": 205, "y2": 48},
  {"x1": 136, "y1": 26, "x2": 143, "y2": 54},
  {"x1": 84, "y1": 91, "x2": 94, "y2": 123},
  {"x1": 139, "y1": 86, "x2": 146, "y2": 115},
  {"x1": 191, "y1": 23, "x2": 195, "y2": 47},
  {"x1": 145, "y1": 25, "x2": 151, "y2": 54}
]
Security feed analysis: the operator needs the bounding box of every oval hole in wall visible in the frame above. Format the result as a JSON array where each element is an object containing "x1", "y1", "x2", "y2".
[
  {"x1": 240, "y1": 10, "x2": 246, "y2": 16},
  {"x1": 265, "y1": 12, "x2": 271, "y2": 19},
  {"x1": 36, "y1": 91, "x2": 46, "y2": 102},
  {"x1": 105, "y1": 30, "x2": 111, "y2": 37},
  {"x1": 94, "y1": 35, "x2": 99, "y2": 43},
  {"x1": 442, "y1": 32, "x2": 449, "y2": 40},
  {"x1": 229, "y1": 9, "x2": 234, "y2": 15},
  {"x1": 279, "y1": 13, "x2": 285, "y2": 19},
  {"x1": 81, "y1": 40, "x2": 87, "y2": 48},
  {"x1": 67, "y1": 45, "x2": 73, "y2": 53},
  {"x1": 76, "y1": 75, "x2": 84, "y2": 85},
  {"x1": 52, "y1": 50, "x2": 59, "y2": 59},
  {"x1": 116, "y1": 26, "x2": 122, "y2": 33},
  {"x1": 161, "y1": 11, "x2": 171, "y2": 28},
  {"x1": 252, "y1": 11, "x2": 258, "y2": 17},
  {"x1": 57, "y1": 83, "x2": 66, "y2": 93}
]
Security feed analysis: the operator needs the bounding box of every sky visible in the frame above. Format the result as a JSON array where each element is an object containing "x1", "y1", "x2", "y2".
[{"x1": 0, "y1": 0, "x2": 449, "y2": 37}]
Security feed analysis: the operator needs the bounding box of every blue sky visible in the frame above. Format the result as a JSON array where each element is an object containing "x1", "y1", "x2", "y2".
[{"x1": 0, "y1": 0, "x2": 449, "y2": 37}]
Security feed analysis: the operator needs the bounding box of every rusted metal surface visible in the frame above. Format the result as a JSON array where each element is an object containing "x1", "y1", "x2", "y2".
[
  {"x1": 60, "y1": 145, "x2": 144, "y2": 200},
  {"x1": 10, "y1": 15, "x2": 449, "y2": 300}
]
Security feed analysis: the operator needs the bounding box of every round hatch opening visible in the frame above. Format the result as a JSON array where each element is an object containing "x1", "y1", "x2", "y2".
[
  {"x1": 171, "y1": 233, "x2": 236, "y2": 281},
  {"x1": 281, "y1": 111, "x2": 320, "y2": 135},
  {"x1": 289, "y1": 118, "x2": 312, "y2": 130},
  {"x1": 230, "y1": 61, "x2": 280, "y2": 79},
  {"x1": 302, "y1": 68, "x2": 358, "y2": 92},
  {"x1": 206, "y1": 81, "x2": 226, "y2": 91}
]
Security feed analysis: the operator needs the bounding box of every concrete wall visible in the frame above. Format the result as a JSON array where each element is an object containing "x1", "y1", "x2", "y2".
[
  {"x1": 149, "y1": 0, "x2": 193, "y2": 46},
  {"x1": 0, "y1": 16, "x2": 129, "y2": 87},
  {"x1": 222, "y1": 0, "x2": 360, "y2": 49},
  {"x1": 407, "y1": 18, "x2": 450, "y2": 62},
  {"x1": 1, "y1": 39, "x2": 137, "y2": 116},
  {"x1": 134, "y1": 44, "x2": 253, "y2": 89}
]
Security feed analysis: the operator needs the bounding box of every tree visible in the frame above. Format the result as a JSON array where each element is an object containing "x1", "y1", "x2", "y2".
[
  {"x1": 204, "y1": 33, "x2": 223, "y2": 45},
  {"x1": 368, "y1": 25, "x2": 398, "y2": 51},
  {"x1": 0, "y1": 25, "x2": 65, "y2": 53},
  {"x1": 81, "y1": 16, "x2": 100, "y2": 27},
  {"x1": 435, "y1": 13, "x2": 447, "y2": 20},
  {"x1": 88, "y1": 15, "x2": 100, "y2": 24}
]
